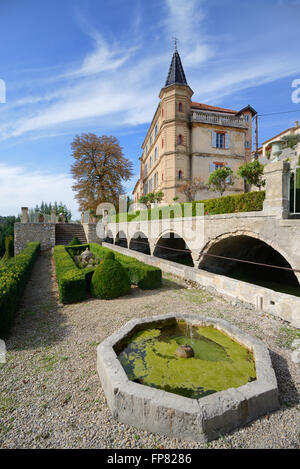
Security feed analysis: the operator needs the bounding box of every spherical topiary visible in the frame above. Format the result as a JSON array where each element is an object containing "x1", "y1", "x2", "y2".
[
  {"x1": 91, "y1": 258, "x2": 130, "y2": 299},
  {"x1": 104, "y1": 251, "x2": 115, "y2": 260}
]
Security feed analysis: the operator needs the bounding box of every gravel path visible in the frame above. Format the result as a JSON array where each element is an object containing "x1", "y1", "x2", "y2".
[{"x1": 0, "y1": 249, "x2": 299, "y2": 449}]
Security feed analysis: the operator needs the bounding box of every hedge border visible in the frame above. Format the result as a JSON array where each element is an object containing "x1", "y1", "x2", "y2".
[
  {"x1": 0, "y1": 242, "x2": 40, "y2": 338},
  {"x1": 112, "y1": 191, "x2": 266, "y2": 223},
  {"x1": 53, "y1": 243, "x2": 162, "y2": 304}
]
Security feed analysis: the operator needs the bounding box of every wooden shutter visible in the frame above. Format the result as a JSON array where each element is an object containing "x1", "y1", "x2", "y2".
[
  {"x1": 209, "y1": 162, "x2": 216, "y2": 173},
  {"x1": 225, "y1": 133, "x2": 230, "y2": 149},
  {"x1": 225, "y1": 166, "x2": 231, "y2": 183},
  {"x1": 211, "y1": 131, "x2": 217, "y2": 147}
]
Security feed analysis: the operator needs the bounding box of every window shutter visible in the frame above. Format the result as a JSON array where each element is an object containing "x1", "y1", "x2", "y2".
[
  {"x1": 209, "y1": 162, "x2": 216, "y2": 173},
  {"x1": 225, "y1": 133, "x2": 230, "y2": 149},
  {"x1": 211, "y1": 131, "x2": 217, "y2": 147},
  {"x1": 225, "y1": 166, "x2": 231, "y2": 183}
]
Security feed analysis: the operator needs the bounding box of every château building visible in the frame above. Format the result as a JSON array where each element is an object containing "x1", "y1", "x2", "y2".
[{"x1": 133, "y1": 48, "x2": 257, "y2": 204}]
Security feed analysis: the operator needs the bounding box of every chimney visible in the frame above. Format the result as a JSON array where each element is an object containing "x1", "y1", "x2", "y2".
[{"x1": 295, "y1": 121, "x2": 299, "y2": 128}]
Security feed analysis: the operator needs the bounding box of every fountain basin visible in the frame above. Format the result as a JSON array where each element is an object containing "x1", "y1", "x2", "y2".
[{"x1": 97, "y1": 313, "x2": 279, "y2": 442}]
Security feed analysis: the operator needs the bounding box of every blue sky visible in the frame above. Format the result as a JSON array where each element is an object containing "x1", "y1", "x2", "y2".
[{"x1": 1, "y1": 0, "x2": 300, "y2": 218}]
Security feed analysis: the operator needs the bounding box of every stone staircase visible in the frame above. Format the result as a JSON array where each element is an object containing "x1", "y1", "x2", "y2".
[{"x1": 55, "y1": 223, "x2": 87, "y2": 245}]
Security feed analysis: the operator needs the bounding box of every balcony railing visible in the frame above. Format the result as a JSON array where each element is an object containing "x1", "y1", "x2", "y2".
[{"x1": 191, "y1": 111, "x2": 247, "y2": 129}]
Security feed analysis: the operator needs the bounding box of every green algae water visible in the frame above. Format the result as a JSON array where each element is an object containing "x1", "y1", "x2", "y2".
[{"x1": 117, "y1": 321, "x2": 256, "y2": 399}]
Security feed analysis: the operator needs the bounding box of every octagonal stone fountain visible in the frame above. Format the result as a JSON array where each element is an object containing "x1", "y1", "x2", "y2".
[{"x1": 97, "y1": 313, "x2": 279, "y2": 442}]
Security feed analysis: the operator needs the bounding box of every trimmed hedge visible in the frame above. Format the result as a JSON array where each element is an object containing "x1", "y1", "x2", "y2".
[
  {"x1": 0, "y1": 242, "x2": 40, "y2": 338},
  {"x1": 54, "y1": 243, "x2": 162, "y2": 304},
  {"x1": 112, "y1": 191, "x2": 266, "y2": 222},
  {"x1": 89, "y1": 244, "x2": 162, "y2": 290},
  {"x1": 53, "y1": 245, "x2": 88, "y2": 304}
]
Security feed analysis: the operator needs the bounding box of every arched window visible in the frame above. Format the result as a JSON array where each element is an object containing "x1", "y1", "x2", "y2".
[
  {"x1": 178, "y1": 102, "x2": 183, "y2": 112},
  {"x1": 177, "y1": 134, "x2": 183, "y2": 145},
  {"x1": 178, "y1": 170, "x2": 183, "y2": 180}
]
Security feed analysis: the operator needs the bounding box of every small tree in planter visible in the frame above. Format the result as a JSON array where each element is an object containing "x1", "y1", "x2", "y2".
[
  {"x1": 154, "y1": 191, "x2": 164, "y2": 204},
  {"x1": 208, "y1": 167, "x2": 234, "y2": 196},
  {"x1": 237, "y1": 160, "x2": 265, "y2": 191}
]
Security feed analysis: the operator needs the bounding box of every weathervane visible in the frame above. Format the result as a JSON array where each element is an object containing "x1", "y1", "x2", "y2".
[{"x1": 173, "y1": 37, "x2": 178, "y2": 51}]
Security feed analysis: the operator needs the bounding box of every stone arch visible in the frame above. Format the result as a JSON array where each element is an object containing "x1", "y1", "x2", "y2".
[
  {"x1": 153, "y1": 230, "x2": 194, "y2": 267},
  {"x1": 129, "y1": 232, "x2": 151, "y2": 255},
  {"x1": 198, "y1": 230, "x2": 299, "y2": 292},
  {"x1": 115, "y1": 231, "x2": 128, "y2": 248},
  {"x1": 104, "y1": 229, "x2": 114, "y2": 244}
]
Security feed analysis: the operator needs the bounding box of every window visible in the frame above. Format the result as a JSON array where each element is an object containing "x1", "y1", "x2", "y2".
[
  {"x1": 150, "y1": 156, "x2": 152, "y2": 167},
  {"x1": 154, "y1": 124, "x2": 158, "y2": 138},
  {"x1": 244, "y1": 115, "x2": 250, "y2": 122},
  {"x1": 162, "y1": 139, "x2": 164, "y2": 148},
  {"x1": 178, "y1": 134, "x2": 183, "y2": 145},
  {"x1": 144, "y1": 163, "x2": 148, "y2": 176},
  {"x1": 178, "y1": 170, "x2": 183, "y2": 180},
  {"x1": 154, "y1": 147, "x2": 158, "y2": 160},
  {"x1": 245, "y1": 141, "x2": 250, "y2": 149},
  {"x1": 150, "y1": 135, "x2": 152, "y2": 146},
  {"x1": 162, "y1": 108, "x2": 164, "y2": 118},
  {"x1": 212, "y1": 131, "x2": 230, "y2": 149},
  {"x1": 216, "y1": 132, "x2": 225, "y2": 148},
  {"x1": 210, "y1": 162, "x2": 225, "y2": 172},
  {"x1": 178, "y1": 102, "x2": 183, "y2": 112}
]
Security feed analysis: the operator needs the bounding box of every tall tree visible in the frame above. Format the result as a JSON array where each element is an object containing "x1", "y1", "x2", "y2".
[{"x1": 71, "y1": 133, "x2": 133, "y2": 211}]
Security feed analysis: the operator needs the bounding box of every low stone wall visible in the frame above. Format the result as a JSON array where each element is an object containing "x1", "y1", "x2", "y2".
[
  {"x1": 14, "y1": 223, "x2": 56, "y2": 254},
  {"x1": 102, "y1": 242, "x2": 300, "y2": 329}
]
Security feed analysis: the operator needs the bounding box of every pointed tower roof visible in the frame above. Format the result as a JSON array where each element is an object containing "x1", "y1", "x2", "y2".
[{"x1": 164, "y1": 49, "x2": 188, "y2": 87}]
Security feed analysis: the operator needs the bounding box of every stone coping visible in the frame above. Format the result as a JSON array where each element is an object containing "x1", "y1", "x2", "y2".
[{"x1": 97, "y1": 313, "x2": 279, "y2": 442}]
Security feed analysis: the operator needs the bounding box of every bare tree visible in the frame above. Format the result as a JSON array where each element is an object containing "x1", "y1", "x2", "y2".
[{"x1": 178, "y1": 177, "x2": 207, "y2": 202}]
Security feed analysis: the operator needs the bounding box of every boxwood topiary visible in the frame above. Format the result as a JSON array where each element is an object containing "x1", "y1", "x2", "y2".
[
  {"x1": 104, "y1": 251, "x2": 115, "y2": 260},
  {"x1": 91, "y1": 257, "x2": 130, "y2": 299},
  {"x1": 69, "y1": 236, "x2": 81, "y2": 246}
]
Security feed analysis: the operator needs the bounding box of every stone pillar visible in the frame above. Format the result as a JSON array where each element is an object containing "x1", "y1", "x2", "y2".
[
  {"x1": 263, "y1": 160, "x2": 290, "y2": 219},
  {"x1": 21, "y1": 207, "x2": 29, "y2": 223},
  {"x1": 51, "y1": 208, "x2": 57, "y2": 223}
]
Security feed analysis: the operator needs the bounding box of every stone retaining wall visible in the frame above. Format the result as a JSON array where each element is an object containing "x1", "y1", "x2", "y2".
[
  {"x1": 14, "y1": 223, "x2": 56, "y2": 254},
  {"x1": 102, "y1": 242, "x2": 300, "y2": 329}
]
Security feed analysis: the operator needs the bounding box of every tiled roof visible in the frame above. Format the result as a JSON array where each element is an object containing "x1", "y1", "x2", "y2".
[{"x1": 191, "y1": 102, "x2": 237, "y2": 114}]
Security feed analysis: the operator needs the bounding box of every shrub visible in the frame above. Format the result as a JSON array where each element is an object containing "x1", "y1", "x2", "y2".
[
  {"x1": 90, "y1": 244, "x2": 162, "y2": 289},
  {"x1": 112, "y1": 191, "x2": 265, "y2": 222},
  {"x1": 69, "y1": 236, "x2": 81, "y2": 246},
  {"x1": 105, "y1": 251, "x2": 115, "y2": 260},
  {"x1": 0, "y1": 242, "x2": 40, "y2": 338},
  {"x1": 53, "y1": 245, "x2": 87, "y2": 304},
  {"x1": 91, "y1": 258, "x2": 130, "y2": 299}
]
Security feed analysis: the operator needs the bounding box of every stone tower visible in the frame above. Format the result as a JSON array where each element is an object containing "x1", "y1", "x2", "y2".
[{"x1": 158, "y1": 48, "x2": 194, "y2": 203}]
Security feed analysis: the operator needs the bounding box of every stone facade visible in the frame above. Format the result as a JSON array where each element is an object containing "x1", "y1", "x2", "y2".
[
  {"x1": 82, "y1": 223, "x2": 101, "y2": 244},
  {"x1": 14, "y1": 223, "x2": 56, "y2": 255}
]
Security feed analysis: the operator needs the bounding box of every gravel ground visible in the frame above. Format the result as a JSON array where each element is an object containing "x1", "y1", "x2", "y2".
[{"x1": 0, "y1": 249, "x2": 299, "y2": 449}]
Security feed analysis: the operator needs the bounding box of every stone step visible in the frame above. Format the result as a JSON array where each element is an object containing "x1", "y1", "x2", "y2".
[{"x1": 55, "y1": 224, "x2": 87, "y2": 245}]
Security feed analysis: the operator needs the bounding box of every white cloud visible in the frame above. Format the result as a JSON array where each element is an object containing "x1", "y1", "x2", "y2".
[
  {"x1": 0, "y1": 0, "x2": 300, "y2": 143},
  {"x1": 0, "y1": 163, "x2": 80, "y2": 219}
]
